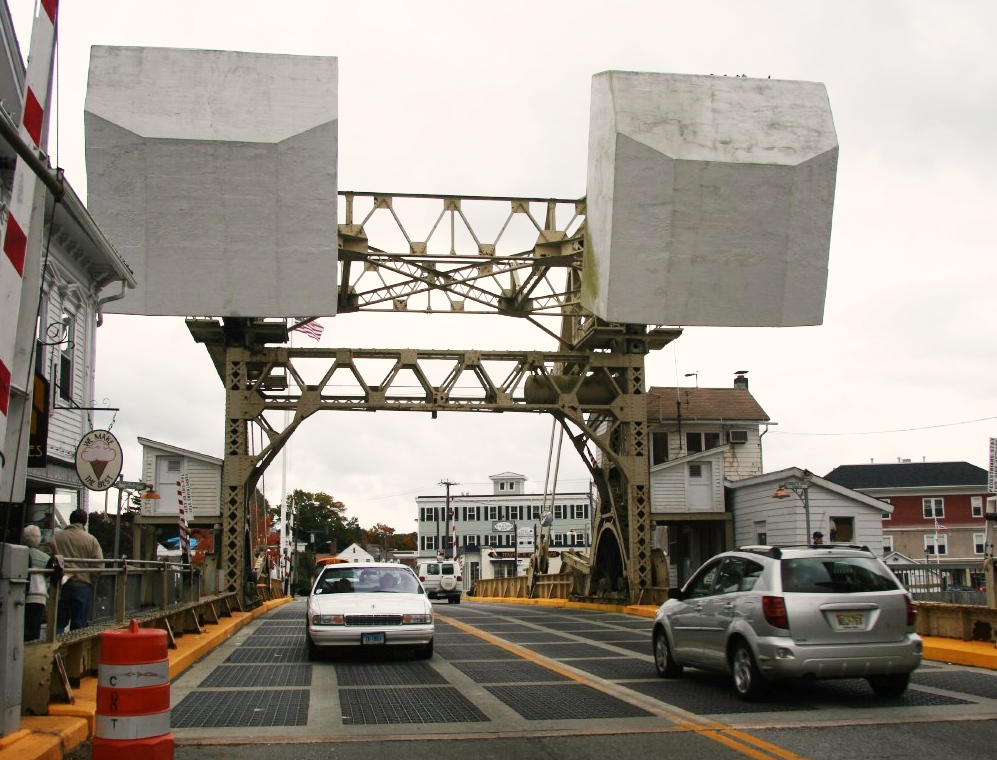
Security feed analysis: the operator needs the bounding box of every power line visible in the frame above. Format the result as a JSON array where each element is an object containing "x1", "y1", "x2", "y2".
[{"x1": 769, "y1": 415, "x2": 997, "y2": 437}]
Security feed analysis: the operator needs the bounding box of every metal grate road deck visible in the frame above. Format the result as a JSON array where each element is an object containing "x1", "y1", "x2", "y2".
[
  {"x1": 172, "y1": 689, "x2": 309, "y2": 728},
  {"x1": 912, "y1": 670, "x2": 997, "y2": 700},
  {"x1": 339, "y1": 685, "x2": 489, "y2": 725},
  {"x1": 200, "y1": 664, "x2": 312, "y2": 688},
  {"x1": 567, "y1": 657, "x2": 658, "y2": 681},
  {"x1": 335, "y1": 661, "x2": 448, "y2": 686},
  {"x1": 486, "y1": 683, "x2": 653, "y2": 720},
  {"x1": 225, "y1": 646, "x2": 310, "y2": 664},
  {"x1": 450, "y1": 659, "x2": 572, "y2": 684}
]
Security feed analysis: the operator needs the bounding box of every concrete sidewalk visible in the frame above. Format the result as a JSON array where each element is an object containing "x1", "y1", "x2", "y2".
[
  {"x1": 0, "y1": 595, "x2": 292, "y2": 760},
  {"x1": 3, "y1": 594, "x2": 995, "y2": 760}
]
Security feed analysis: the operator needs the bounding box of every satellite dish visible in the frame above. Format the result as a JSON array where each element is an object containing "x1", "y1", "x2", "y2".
[{"x1": 540, "y1": 512, "x2": 554, "y2": 527}]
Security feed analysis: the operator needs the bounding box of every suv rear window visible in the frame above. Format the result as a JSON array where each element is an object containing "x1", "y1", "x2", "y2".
[
  {"x1": 424, "y1": 563, "x2": 440, "y2": 575},
  {"x1": 781, "y1": 557, "x2": 899, "y2": 593}
]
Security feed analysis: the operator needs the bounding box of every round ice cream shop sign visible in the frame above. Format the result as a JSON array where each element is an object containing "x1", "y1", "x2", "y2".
[{"x1": 74, "y1": 429, "x2": 123, "y2": 491}]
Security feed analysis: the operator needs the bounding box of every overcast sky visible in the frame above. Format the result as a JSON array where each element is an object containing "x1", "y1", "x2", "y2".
[{"x1": 10, "y1": 1, "x2": 997, "y2": 531}]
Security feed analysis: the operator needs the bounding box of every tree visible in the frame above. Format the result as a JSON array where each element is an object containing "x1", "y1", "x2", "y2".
[{"x1": 286, "y1": 489, "x2": 349, "y2": 550}]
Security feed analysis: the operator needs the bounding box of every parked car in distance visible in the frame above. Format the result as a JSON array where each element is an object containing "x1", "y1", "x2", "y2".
[
  {"x1": 652, "y1": 545, "x2": 923, "y2": 701},
  {"x1": 417, "y1": 559, "x2": 462, "y2": 603},
  {"x1": 306, "y1": 562, "x2": 434, "y2": 660}
]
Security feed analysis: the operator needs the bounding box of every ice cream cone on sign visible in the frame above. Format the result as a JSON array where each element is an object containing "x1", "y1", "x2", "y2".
[{"x1": 91, "y1": 460, "x2": 108, "y2": 479}]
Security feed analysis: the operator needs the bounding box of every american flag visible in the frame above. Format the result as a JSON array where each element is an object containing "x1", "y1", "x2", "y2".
[{"x1": 292, "y1": 318, "x2": 324, "y2": 341}]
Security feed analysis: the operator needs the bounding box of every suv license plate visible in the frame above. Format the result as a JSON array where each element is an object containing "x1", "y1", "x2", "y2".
[
  {"x1": 361, "y1": 632, "x2": 386, "y2": 645},
  {"x1": 835, "y1": 612, "x2": 864, "y2": 629}
]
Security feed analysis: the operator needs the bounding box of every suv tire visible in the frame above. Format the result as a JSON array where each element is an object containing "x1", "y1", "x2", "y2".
[
  {"x1": 867, "y1": 673, "x2": 910, "y2": 697},
  {"x1": 731, "y1": 641, "x2": 768, "y2": 701}
]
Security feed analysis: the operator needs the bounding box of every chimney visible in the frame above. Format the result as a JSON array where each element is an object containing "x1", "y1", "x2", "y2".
[{"x1": 734, "y1": 370, "x2": 749, "y2": 390}]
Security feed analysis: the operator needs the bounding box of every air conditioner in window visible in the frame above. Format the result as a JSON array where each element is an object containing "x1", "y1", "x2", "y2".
[{"x1": 727, "y1": 429, "x2": 749, "y2": 444}]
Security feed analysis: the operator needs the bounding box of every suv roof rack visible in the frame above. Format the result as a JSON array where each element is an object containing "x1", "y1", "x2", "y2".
[
  {"x1": 737, "y1": 545, "x2": 782, "y2": 559},
  {"x1": 736, "y1": 543, "x2": 873, "y2": 557}
]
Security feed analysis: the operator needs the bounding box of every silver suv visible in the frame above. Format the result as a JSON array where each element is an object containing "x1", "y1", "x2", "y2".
[
  {"x1": 652, "y1": 545, "x2": 922, "y2": 700},
  {"x1": 417, "y1": 560, "x2": 462, "y2": 604}
]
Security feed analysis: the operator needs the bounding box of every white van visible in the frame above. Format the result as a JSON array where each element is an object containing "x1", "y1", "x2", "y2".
[{"x1": 417, "y1": 560, "x2": 462, "y2": 604}]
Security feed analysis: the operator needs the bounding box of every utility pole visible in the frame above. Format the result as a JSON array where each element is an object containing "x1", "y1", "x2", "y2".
[{"x1": 440, "y1": 479, "x2": 458, "y2": 559}]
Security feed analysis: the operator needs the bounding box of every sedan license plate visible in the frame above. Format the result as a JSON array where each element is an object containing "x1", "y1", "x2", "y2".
[
  {"x1": 835, "y1": 612, "x2": 865, "y2": 629},
  {"x1": 361, "y1": 632, "x2": 386, "y2": 645}
]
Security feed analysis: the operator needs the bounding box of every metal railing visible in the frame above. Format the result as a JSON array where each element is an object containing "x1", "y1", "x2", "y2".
[
  {"x1": 888, "y1": 561, "x2": 987, "y2": 605},
  {"x1": 27, "y1": 556, "x2": 203, "y2": 644},
  {"x1": 21, "y1": 557, "x2": 248, "y2": 716}
]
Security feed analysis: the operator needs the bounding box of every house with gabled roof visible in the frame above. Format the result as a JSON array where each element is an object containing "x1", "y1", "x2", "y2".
[
  {"x1": 726, "y1": 466, "x2": 891, "y2": 552},
  {"x1": 824, "y1": 461, "x2": 993, "y2": 563},
  {"x1": 646, "y1": 373, "x2": 771, "y2": 584}
]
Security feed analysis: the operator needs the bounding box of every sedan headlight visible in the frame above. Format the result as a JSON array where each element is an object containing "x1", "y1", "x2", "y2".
[
  {"x1": 310, "y1": 613, "x2": 345, "y2": 626},
  {"x1": 402, "y1": 613, "x2": 432, "y2": 625}
]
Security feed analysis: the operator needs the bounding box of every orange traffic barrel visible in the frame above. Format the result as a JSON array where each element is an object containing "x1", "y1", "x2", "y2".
[{"x1": 92, "y1": 619, "x2": 174, "y2": 760}]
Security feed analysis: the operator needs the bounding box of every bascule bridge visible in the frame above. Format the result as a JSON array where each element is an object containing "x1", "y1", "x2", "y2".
[{"x1": 83, "y1": 48, "x2": 837, "y2": 605}]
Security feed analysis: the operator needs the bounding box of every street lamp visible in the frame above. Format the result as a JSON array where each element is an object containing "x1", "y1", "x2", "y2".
[{"x1": 772, "y1": 472, "x2": 813, "y2": 544}]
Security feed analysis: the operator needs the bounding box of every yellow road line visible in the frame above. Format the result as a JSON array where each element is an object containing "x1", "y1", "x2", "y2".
[{"x1": 438, "y1": 612, "x2": 812, "y2": 760}]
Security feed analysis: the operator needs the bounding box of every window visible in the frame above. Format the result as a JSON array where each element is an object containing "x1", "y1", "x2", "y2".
[
  {"x1": 686, "y1": 560, "x2": 722, "y2": 599},
  {"x1": 462, "y1": 505, "x2": 480, "y2": 522},
  {"x1": 829, "y1": 517, "x2": 854, "y2": 543},
  {"x1": 421, "y1": 535, "x2": 438, "y2": 551},
  {"x1": 58, "y1": 314, "x2": 75, "y2": 401},
  {"x1": 714, "y1": 557, "x2": 764, "y2": 594},
  {"x1": 686, "y1": 432, "x2": 721, "y2": 454},
  {"x1": 499, "y1": 482, "x2": 506, "y2": 491},
  {"x1": 507, "y1": 481, "x2": 515, "y2": 491},
  {"x1": 922, "y1": 498, "x2": 944, "y2": 519},
  {"x1": 881, "y1": 499, "x2": 891, "y2": 520},
  {"x1": 509, "y1": 505, "x2": 522, "y2": 520},
  {"x1": 974, "y1": 533, "x2": 986, "y2": 555},
  {"x1": 924, "y1": 533, "x2": 947, "y2": 556},
  {"x1": 486, "y1": 505, "x2": 499, "y2": 521},
  {"x1": 458, "y1": 534, "x2": 479, "y2": 548},
  {"x1": 553, "y1": 504, "x2": 566, "y2": 520},
  {"x1": 651, "y1": 431, "x2": 668, "y2": 465},
  {"x1": 972, "y1": 497, "x2": 983, "y2": 518},
  {"x1": 883, "y1": 535, "x2": 894, "y2": 554},
  {"x1": 754, "y1": 520, "x2": 767, "y2": 545},
  {"x1": 420, "y1": 506, "x2": 438, "y2": 522},
  {"x1": 570, "y1": 503, "x2": 588, "y2": 520}
]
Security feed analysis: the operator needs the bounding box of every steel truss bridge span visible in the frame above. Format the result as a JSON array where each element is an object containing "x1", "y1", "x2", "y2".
[{"x1": 187, "y1": 191, "x2": 681, "y2": 607}]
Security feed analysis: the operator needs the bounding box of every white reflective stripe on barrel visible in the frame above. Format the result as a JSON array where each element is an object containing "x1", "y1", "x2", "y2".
[
  {"x1": 95, "y1": 710, "x2": 172, "y2": 740},
  {"x1": 97, "y1": 659, "x2": 170, "y2": 688}
]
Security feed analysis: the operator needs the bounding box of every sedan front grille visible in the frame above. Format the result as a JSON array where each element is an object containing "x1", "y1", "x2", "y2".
[{"x1": 344, "y1": 614, "x2": 403, "y2": 626}]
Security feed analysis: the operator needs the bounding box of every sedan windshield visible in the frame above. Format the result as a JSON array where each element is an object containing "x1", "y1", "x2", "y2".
[
  {"x1": 781, "y1": 557, "x2": 900, "y2": 593},
  {"x1": 314, "y1": 567, "x2": 421, "y2": 595}
]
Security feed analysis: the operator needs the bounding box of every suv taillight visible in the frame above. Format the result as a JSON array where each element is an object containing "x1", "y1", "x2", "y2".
[
  {"x1": 905, "y1": 594, "x2": 917, "y2": 627},
  {"x1": 762, "y1": 596, "x2": 789, "y2": 629},
  {"x1": 418, "y1": 575, "x2": 426, "y2": 582}
]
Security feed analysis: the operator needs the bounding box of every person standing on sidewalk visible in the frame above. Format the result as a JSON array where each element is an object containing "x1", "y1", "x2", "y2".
[
  {"x1": 21, "y1": 525, "x2": 51, "y2": 640},
  {"x1": 47, "y1": 509, "x2": 103, "y2": 632}
]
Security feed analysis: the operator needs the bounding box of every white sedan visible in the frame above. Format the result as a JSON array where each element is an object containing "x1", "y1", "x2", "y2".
[{"x1": 306, "y1": 562, "x2": 435, "y2": 660}]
